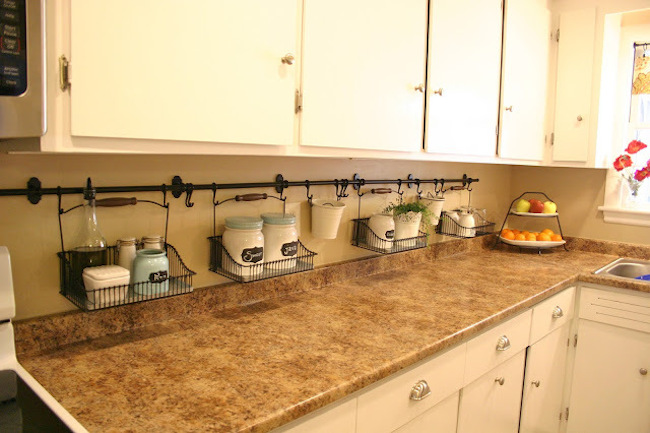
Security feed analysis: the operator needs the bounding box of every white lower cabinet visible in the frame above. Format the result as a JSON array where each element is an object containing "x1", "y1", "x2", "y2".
[
  {"x1": 567, "y1": 287, "x2": 650, "y2": 433},
  {"x1": 520, "y1": 324, "x2": 571, "y2": 433},
  {"x1": 393, "y1": 391, "x2": 459, "y2": 433},
  {"x1": 273, "y1": 396, "x2": 357, "y2": 433},
  {"x1": 457, "y1": 350, "x2": 527, "y2": 433}
]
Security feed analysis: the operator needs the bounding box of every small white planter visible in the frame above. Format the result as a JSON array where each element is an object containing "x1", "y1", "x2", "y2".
[
  {"x1": 394, "y1": 212, "x2": 422, "y2": 247},
  {"x1": 368, "y1": 214, "x2": 395, "y2": 250},
  {"x1": 311, "y1": 199, "x2": 346, "y2": 239}
]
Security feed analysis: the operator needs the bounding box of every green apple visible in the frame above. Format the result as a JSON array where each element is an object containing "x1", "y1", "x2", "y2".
[
  {"x1": 515, "y1": 199, "x2": 531, "y2": 212},
  {"x1": 543, "y1": 201, "x2": 557, "y2": 213}
]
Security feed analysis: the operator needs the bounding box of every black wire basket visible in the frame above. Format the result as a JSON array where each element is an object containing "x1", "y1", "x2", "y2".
[
  {"x1": 351, "y1": 218, "x2": 428, "y2": 254},
  {"x1": 437, "y1": 211, "x2": 495, "y2": 239},
  {"x1": 58, "y1": 243, "x2": 195, "y2": 311},
  {"x1": 208, "y1": 236, "x2": 316, "y2": 283}
]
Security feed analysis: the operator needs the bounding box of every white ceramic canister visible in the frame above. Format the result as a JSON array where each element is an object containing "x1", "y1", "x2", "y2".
[
  {"x1": 261, "y1": 213, "x2": 298, "y2": 270},
  {"x1": 367, "y1": 214, "x2": 395, "y2": 251},
  {"x1": 142, "y1": 235, "x2": 165, "y2": 250},
  {"x1": 221, "y1": 216, "x2": 264, "y2": 280},
  {"x1": 311, "y1": 199, "x2": 346, "y2": 239},
  {"x1": 132, "y1": 249, "x2": 169, "y2": 295},
  {"x1": 116, "y1": 237, "x2": 137, "y2": 273},
  {"x1": 458, "y1": 210, "x2": 476, "y2": 238}
]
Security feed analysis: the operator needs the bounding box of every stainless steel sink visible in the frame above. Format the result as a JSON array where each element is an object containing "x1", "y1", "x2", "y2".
[{"x1": 594, "y1": 258, "x2": 650, "y2": 281}]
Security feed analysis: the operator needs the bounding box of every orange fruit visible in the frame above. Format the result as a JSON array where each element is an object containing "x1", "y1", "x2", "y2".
[
  {"x1": 511, "y1": 229, "x2": 521, "y2": 236},
  {"x1": 502, "y1": 231, "x2": 515, "y2": 240},
  {"x1": 542, "y1": 228, "x2": 554, "y2": 236},
  {"x1": 526, "y1": 233, "x2": 537, "y2": 242},
  {"x1": 515, "y1": 233, "x2": 526, "y2": 241},
  {"x1": 551, "y1": 234, "x2": 563, "y2": 242},
  {"x1": 521, "y1": 230, "x2": 530, "y2": 236},
  {"x1": 501, "y1": 229, "x2": 513, "y2": 237},
  {"x1": 537, "y1": 233, "x2": 552, "y2": 242}
]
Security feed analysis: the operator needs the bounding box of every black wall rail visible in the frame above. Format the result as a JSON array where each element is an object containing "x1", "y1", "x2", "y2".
[{"x1": 0, "y1": 173, "x2": 479, "y2": 207}]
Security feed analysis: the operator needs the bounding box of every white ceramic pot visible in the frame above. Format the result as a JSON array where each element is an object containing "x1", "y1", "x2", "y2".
[
  {"x1": 424, "y1": 197, "x2": 445, "y2": 225},
  {"x1": 458, "y1": 210, "x2": 476, "y2": 238},
  {"x1": 311, "y1": 199, "x2": 346, "y2": 239},
  {"x1": 367, "y1": 214, "x2": 395, "y2": 251},
  {"x1": 394, "y1": 212, "x2": 422, "y2": 248}
]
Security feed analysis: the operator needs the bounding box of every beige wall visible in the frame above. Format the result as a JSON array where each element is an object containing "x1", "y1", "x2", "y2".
[
  {"x1": 0, "y1": 154, "x2": 514, "y2": 320},
  {"x1": 511, "y1": 165, "x2": 650, "y2": 244}
]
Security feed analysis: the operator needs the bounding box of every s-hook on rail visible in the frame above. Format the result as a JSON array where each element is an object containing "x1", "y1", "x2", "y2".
[{"x1": 0, "y1": 173, "x2": 479, "y2": 207}]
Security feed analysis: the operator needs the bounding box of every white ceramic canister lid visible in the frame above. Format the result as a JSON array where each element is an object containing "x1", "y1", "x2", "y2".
[
  {"x1": 260, "y1": 213, "x2": 296, "y2": 226},
  {"x1": 82, "y1": 264, "x2": 130, "y2": 281},
  {"x1": 225, "y1": 216, "x2": 264, "y2": 230}
]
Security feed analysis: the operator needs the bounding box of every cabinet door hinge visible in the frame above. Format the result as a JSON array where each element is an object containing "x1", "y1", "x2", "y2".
[
  {"x1": 551, "y1": 132, "x2": 555, "y2": 146},
  {"x1": 555, "y1": 29, "x2": 560, "y2": 42},
  {"x1": 295, "y1": 90, "x2": 303, "y2": 114},
  {"x1": 565, "y1": 407, "x2": 570, "y2": 420},
  {"x1": 59, "y1": 55, "x2": 70, "y2": 92},
  {"x1": 573, "y1": 333, "x2": 578, "y2": 347}
]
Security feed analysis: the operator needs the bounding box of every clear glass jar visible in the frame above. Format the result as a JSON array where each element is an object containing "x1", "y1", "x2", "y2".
[
  {"x1": 261, "y1": 213, "x2": 298, "y2": 269},
  {"x1": 71, "y1": 188, "x2": 107, "y2": 295},
  {"x1": 141, "y1": 235, "x2": 165, "y2": 251},
  {"x1": 222, "y1": 216, "x2": 264, "y2": 280},
  {"x1": 116, "y1": 237, "x2": 137, "y2": 273}
]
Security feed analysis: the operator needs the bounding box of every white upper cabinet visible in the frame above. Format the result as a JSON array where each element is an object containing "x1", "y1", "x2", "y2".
[
  {"x1": 499, "y1": 0, "x2": 552, "y2": 161},
  {"x1": 70, "y1": 0, "x2": 299, "y2": 146},
  {"x1": 300, "y1": 0, "x2": 428, "y2": 152},
  {"x1": 425, "y1": 0, "x2": 503, "y2": 157},
  {"x1": 551, "y1": 8, "x2": 596, "y2": 163}
]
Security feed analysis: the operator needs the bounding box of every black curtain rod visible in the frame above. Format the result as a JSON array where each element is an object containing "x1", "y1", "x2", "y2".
[{"x1": 0, "y1": 173, "x2": 478, "y2": 205}]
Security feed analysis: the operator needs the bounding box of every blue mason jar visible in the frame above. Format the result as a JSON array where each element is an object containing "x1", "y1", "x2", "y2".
[{"x1": 132, "y1": 249, "x2": 169, "y2": 295}]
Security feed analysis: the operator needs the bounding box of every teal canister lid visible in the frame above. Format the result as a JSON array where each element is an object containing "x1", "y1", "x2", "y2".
[
  {"x1": 225, "y1": 216, "x2": 264, "y2": 230},
  {"x1": 261, "y1": 213, "x2": 296, "y2": 225}
]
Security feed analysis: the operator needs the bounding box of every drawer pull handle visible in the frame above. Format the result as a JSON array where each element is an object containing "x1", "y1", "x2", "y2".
[
  {"x1": 531, "y1": 380, "x2": 541, "y2": 387},
  {"x1": 496, "y1": 335, "x2": 511, "y2": 351},
  {"x1": 552, "y1": 306, "x2": 564, "y2": 319},
  {"x1": 641, "y1": 368, "x2": 648, "y2": 376},
  {"x1": 410, "y1": 380, "x2": 432, "y2": 401},
  {"x1": 495, "y1": 377, "x2": 505, "y2": 386}
]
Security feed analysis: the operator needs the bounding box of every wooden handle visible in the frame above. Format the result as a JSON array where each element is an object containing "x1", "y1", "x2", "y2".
[
  {"x1": 235, "y1": 193, "x2": 268, "y2": 201},
  {"x1": 371, "y1": 188, "x2": 393, "y2": 194},
  {"x1": 95, "y1": 197, "x2": 137, "y2": 207}
]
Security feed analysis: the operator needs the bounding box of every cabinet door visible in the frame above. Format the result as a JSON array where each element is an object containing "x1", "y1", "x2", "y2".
[
  {"x1": 552, "y1": 8, "x2": 596, "y2": 163},
  {"x1": 425, "y1": 0, "x2": 502, "y2": 157},
  {"x1": 520, "y1": 324, "x2": 571, "y2": 433},
  {"x1": 70, "y1": 0, "x2": 298, "y2": 146},
  {"x1": 300, "y1": 0, "x2": 427, "y2": 152},
  {"x1": 457, "y1": 350, "x2": 526, "y2": 433},
  {"x1": 498, "y1": 0, "x2": 551, "y2": 161},
  {"x1": 272, "y1": 397, "x2": 356, "y2": 433},
  {"x1": 393, "y1": 391, "x2": 459, "y2": 433},
  {"x1": 567, "y1": 319, "x2": 650, "y2": 433}
]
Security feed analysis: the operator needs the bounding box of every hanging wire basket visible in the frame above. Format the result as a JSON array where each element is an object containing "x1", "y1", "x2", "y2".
[
  {"x1": 58, "y1": 243, "x2": 195, "y2": 311},
  {"x1": 351, "y1": 218, "x2": 428, "y2": 254},
  {"x1": 437, "y1": 211, "x2": 495, "y2": 239},
  {"x1": 208, "y1": 236, "x2": 316, "y2": 283}
]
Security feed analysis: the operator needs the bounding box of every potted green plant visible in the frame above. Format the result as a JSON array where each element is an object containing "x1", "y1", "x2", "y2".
[{"x1": 382, "y1": 200, "x2": 434, "y2": 242}]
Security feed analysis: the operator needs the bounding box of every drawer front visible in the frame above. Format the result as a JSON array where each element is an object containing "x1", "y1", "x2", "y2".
[
  {"x1": 273, "y1": 396, "x2": 357, "y2": 433},
  {"x1": 356, "y1": 343, "x2": 466, "y2": 433},
  {"x1": 579, "y1": 286, "x2": 650, "y2": 333},
  {"x1": 529, "y1": 286, "x2": 576, "y2": 344},
  {"x1": 463, "y1": 310, "x2": 532, "y2": 386}
]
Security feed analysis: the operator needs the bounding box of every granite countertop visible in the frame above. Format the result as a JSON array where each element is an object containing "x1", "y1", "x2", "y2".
[{"x1": 15, "y1": 239, "x2": 650, "y2": 433}]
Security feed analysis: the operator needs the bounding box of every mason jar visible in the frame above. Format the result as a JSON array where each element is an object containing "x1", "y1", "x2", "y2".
[
  {"x1": 132, "y1": 249, "x2": 169, "y2": 295},
  {"x1": 142, "y1": 235, "x2": 165, "y2": 250},
  {"x1": 221, "y1": 216, "x2": 264, "y2": 280},
  {"x1": 261, "y1": 213, "x2": 298, "y2": 270}
]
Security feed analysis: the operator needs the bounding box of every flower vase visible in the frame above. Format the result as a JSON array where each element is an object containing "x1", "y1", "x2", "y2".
[{"x1": 622, "y1": 180, "x2": 642, "y2": 207}]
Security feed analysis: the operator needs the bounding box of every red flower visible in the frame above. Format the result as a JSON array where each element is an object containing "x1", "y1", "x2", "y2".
[
  {"x1": 635, "y1": 167, "x2": 650, "y2": 181},
  {"x1": 625, "y1": 140, "x2": 647, "y2": 154},
  {"x1": 613, "y1": 154, "x2": 633, "y2": 171}
]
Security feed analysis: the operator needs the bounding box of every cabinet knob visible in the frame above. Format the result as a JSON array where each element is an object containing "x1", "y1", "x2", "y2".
[
  {"x1": 281, "y1": 53, "x2": 295, "y2": 65},
  {"x1": 414, "y1": 84, "x2": 425, "y2": 93},
  {"x1": 410, "y1": 380, "x2": 432, "y2": 401},
  {"x1": 641, "y1": 368, "x2": 648, "y2": 376},
  {"x1": 552, "y1": 306, "x2": 564, "y2": 319},
  {"x1": 505, "y1": 106, "x2": 513, "y2": 112},
  {"x1": 495, "y1": 377, "x2": 505, "y2": 386},
  {"x1": 531, "y1": 380, "x2": 541, "y2": 387},
  {"x1": 577, "y1": 115, "x2": 583, "y2": 121},
  {"x1": 496, "y1": 335, "x2": 511, "y2": 351},
  {"x1": 432, "y1": 88, "x2": 443, "y2": 96}
]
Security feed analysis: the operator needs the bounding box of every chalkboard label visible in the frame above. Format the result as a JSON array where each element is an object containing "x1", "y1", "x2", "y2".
[
  {"x1": 281, "y1": 241, "x2": 298, "y2": 257},
  {"x1": 148, "y1": 270, "x2": 168, "y2": 284},
  {"x1": 242, "y1": 247, "x2": 264, "y2": 263},
  {"x1": 385, "y1": 230, "x2": 395, "y2": 240}
]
